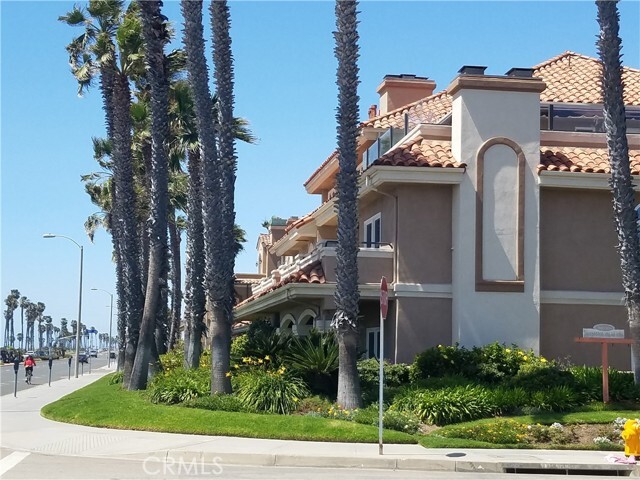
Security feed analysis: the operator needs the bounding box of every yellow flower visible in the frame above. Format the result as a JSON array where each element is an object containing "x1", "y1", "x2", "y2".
[
  {"x1": 233, "y1": 364, "x2": 239, "y2": 369},
  {"x1": 225, "y1": 372, "x2": 232, "y2": 377},
  {"x1": 523, "y1": 356, "x2": 528, "y2": 361},
  {"x1": 257, "y1": 358, "x2": 263, "y2": 364},
  {"x1": 344, "y1": 410, "x2": 350, "y2": 415},
  {"x1": 293, "y1": 397, "x2": 298, "y2": 402},
  {"x1": 265, "y1": 355, "x2": 271, "y2": 361},
  {"x1": 540, "y1": 358, "x2": 547, "y2": 363},
  {"x1": 505, "y1": 348, "x2": 511, "y2": 353}
]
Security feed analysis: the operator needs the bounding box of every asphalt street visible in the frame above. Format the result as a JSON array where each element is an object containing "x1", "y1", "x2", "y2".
[
  {"x1": 0, "y1": 355, "x2": 109, "y2": 397},
  {"x1": 0, "y1": 448, "x2": 628, "y2": 480}
]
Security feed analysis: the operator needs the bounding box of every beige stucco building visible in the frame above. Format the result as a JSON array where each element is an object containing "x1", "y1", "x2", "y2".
[{"x1": 234, "y1": 52, "x2": 640, "y2": 369}]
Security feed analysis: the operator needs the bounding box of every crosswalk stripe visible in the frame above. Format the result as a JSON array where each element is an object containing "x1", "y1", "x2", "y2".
[{"x1": 0, "y1": 451, "x2": 30, "y2": 476}]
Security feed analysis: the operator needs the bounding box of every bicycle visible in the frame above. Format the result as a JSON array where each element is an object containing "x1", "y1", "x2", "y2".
[{"x1": 25, "y1": 367, "x2": 33, "y2": 385}]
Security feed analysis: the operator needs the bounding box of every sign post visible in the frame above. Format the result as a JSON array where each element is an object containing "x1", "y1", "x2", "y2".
[
  {"x1": 13, "y1": 358, "x2": 20, "y2": 397},
  {"x1": 379, "y1": 277, "x2": 389, "y2": 456},
  {"x1": 575, "y1": 324, "x2": 635, "y2": 403}
]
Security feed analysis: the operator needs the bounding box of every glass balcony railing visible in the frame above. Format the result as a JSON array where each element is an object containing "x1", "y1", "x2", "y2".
[{"x1": 364, "y1": 127, "x2": 407, "y2": 169}]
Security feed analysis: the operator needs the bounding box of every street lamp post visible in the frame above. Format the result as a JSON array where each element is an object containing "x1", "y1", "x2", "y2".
[
  {"x1": 91, "y1": 289, "x2": 113, "y2": 368},
  {"x1": 43, "y1": 234, "x2": 83, "y2": 378}
]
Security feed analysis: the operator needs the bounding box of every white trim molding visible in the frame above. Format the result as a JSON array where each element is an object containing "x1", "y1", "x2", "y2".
[
  {"x1": 394, "y1": 283, "x2": 453, "y2": 299},
  {"x1": 541, "y1": 290, "x2": 625, "y2": 306},
  {"x1": 539, "y1": 171, "x2": 640, "y2": 191}
]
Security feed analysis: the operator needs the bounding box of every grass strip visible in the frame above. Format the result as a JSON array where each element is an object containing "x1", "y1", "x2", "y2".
[{"x1": 41, "y1": 375, "x2": 416, "y2": 444}]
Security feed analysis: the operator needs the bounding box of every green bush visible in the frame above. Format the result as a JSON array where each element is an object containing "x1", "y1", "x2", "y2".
[
  {"x1": 244, "y1": 331, "x2": 291, "y2": 365},
  {"x1": 358, "y1": 358, "x2": 411, "y2": 405},
  {"x1": 570, "y1": 366, "x2": 640, "y2": 403},
  {"x1": 159, "y1": 341, "x2": 211, "y2": 373},
  {"x1": 509, "y1": 362, "x2": 575, "y2": 391},
  {"x1": 439, "y1": 419, "x2": 529, "y2": 445},
  {"x1": 410, "y1": 344, "x2": 478, "y2": 381},
  {"x1": 285, "y1": 330, "x2": 339, "y2": 397},
  {"x1": 230, "y1": 334, "x2": 249, "y2": 362},
  {"x1": 489, "y1": 386, "x2": 529, "y2": 415},
  {"x1": 182, "y1": 393, "x2": 247, "y2": 413},
  {"x1": 148, "y1": 367, "x2": 210, "y2": 404},
  {"x1": 109, "y1": 371, "x2": 124, "y2": 385},
  {"x1": 234, "y1": 369, "x2": 309, "y2": 414},
  {"x1": 295, "y1": 395, "x2": 333, "y2": 414},
  {"x1": 351, "y1": 404, "x2": 421, "y2": 434},
  {"x1": 411, "y1": 375, "x2": 473, "y2": 390},
  {"x1": 391, "y1": 385, "x2": 498, "y2": 425},
  {"x1": 523, "y1": 386, "x2": 580, "y2": 413}
]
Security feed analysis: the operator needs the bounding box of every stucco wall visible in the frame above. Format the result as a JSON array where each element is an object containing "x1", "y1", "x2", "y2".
[
  {"x1": 395, "y1": 297, "x2": 452, "y2": 364},
  {"x1": 540, "y1": 304, "x2": 631, "y2": 369},
  {"x1": 396, "y1": 185, "x2": 453, "y2": 284},
  {"x1": 540, "y1": 189, "x2": 622, "y2": 291}
]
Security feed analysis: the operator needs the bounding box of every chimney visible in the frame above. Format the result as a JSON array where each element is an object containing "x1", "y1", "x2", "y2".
[
  {"x1": 376, "y1": 74, "x2": 436, "y2": 115},
  {"x1": 368, "y1": 104, "x2": 378, "y2": 119},
  {"x1": 458, "y1": 65, "x2": 487, "y2": 75},
  {"x1": 505, "y1": 67, "x2": 535, "y2": 78}
]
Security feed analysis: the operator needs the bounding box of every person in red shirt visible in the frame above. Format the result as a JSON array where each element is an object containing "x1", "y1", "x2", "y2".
[{"x1": 24, "y1": 355, "x2": 36, "y2": 383}]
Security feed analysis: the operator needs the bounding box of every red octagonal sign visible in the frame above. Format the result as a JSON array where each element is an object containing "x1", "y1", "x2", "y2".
[{"x1": 380, "y1": 276, "x2": 388, "y2": 320}]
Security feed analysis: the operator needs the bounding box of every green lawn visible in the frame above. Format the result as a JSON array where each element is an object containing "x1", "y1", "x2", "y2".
[{"x1": 41, "y1": 376, "x2": 416, "y2": 444}]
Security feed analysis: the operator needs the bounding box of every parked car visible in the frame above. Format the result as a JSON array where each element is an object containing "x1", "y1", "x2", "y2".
[{"x1": 89, "y1": 349, "x2": 98, "y2": 358}]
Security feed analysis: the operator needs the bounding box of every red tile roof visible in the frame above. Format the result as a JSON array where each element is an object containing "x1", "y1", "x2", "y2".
[
  {"x1": 373, "y1": 138, "x2": 465, "y2": 169},
  {"x1": 235, "y1": 260, "x2": 326, "y2": 308},
  {"x1": 538, "y1": 146, "x2": 640, "y2": 175}
]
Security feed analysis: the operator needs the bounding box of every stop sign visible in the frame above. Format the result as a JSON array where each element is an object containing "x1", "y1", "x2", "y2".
[{"x1": 380, "y1": 276, "x2": 388, "y2": 320}]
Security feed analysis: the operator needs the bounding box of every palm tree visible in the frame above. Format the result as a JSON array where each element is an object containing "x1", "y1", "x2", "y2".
[
  {"x1": 19, "y1": 296, "x2": 28, "y2": 351},
  {"x1": 4, "y1": 290, "x2": 20, "y2": 347},
  {"x1": 209, "y1": 0, "x2": 237, "y2": 395},
  {"x1": 331, "y1": 0, "x2": 362, "y2": 409},
  {"x1": 35, "y1": 302, "x2": 46, "y2": 350},
  {"x1": 596, "y1": 0, "x2": 640, "y2": 383},
  {"x1": 16, "y1": 333, "x2": 23, "y2": 350},
  {"x1": 180, "y1": 0, "x2": 225, "y2": 386},
  {"x1": 44, "y1": 316, "x2": 53, "y2": 348},
  {"x1": 60, "y1": 1, "x2": 144, "y2": 384},
  {"x1": 71, "y1": 320, "x2": 78, "y2": 350},
  {"x1": 129, "y1": 0, "x2": 172, "y2": 391},
  {"x1": 25, "y1": 302, "x2": 37, "y2": 350}
]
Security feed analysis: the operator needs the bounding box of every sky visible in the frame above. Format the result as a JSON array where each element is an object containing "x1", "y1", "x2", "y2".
[{"x1": 1, "y1": 0, "x2": 639, "y2": 340}]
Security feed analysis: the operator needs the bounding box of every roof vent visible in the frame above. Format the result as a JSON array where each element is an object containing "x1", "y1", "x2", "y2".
[
  {"x1": 458, "y1": 65, "x2": 487, "y2": 75},
  {"x1": 383, "y1": 74, "x2": 430, "y2": 81},
  {"x1": 505, "y1": 67, "x2": 535, "y2": 78}
]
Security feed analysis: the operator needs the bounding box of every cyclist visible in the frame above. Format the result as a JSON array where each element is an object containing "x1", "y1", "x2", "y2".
[{"x1": 24, "y1": 355, "x2": 36, "y2": 383}]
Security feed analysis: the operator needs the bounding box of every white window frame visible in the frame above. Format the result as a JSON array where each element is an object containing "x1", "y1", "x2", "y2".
[
  {"x1": 366, "y1": 327, "x2": 381, "y2": 360},
  {"x1": 364, "y1": 213, "x2": 381, "y2": 248}
]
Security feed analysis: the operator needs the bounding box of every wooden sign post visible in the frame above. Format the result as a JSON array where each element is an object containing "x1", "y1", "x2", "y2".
[{"x1": 575, "y1": 324, "x2": 635, "y2": 403}]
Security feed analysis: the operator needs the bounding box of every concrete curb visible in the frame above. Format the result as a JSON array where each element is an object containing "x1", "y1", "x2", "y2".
[{"x1": 120, "y1": 450, "x2": 640, "y2": 475}]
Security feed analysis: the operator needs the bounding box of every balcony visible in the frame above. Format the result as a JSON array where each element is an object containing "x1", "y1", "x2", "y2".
[{"x1": 251, "y1": 240, "x2": 394, "y2": 297}]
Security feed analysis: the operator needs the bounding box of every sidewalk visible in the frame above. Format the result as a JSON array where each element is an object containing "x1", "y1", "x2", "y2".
[{"x1": 1, "y1": 370, "x2": 638, "y2": 475}]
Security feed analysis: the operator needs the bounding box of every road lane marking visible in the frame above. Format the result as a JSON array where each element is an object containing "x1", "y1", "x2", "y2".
[{"x1": 0, "y1": 451, "x2": 30, "y2": 476}]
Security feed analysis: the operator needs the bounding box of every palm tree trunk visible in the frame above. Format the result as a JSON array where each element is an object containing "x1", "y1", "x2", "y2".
[
  {"x1": 596, "y1": 0, "x2": 640, "y2": 383},
  {"x1": 332, "y1": 0, "x2": 362, "y2": 409},
  {"x1": 130, "y1": 0, "x2": 171, "y2": 391},
  {"x1": 210, "y1": 0, "x2": 236, "y2": 394},
  {"x1": 20, "y1": 308, "x2": 24, "y2": 351},
  {"x1": 112, "y1": 68, "x2": 144, "y2": 386},
  {"x1": 186, "y1": 149, "x2": 206, "y2": 368},
  {"x1": 181, "y1": 0, "x2": 224, "y2": 380},
  {"x1": 168, "y1": 216, "x2": 182, "y2": 350}
]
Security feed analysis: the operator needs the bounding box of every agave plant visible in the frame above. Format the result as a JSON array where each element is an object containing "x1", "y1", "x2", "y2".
[{"x1": 285, "y1": 330, "x2": 339, "y2": 398}]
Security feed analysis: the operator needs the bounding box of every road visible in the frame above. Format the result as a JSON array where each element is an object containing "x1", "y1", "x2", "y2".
[
  {"x1": 0, "y1": 448, "x2": 626, "y2": 480},
  {"x1": 0, "y1": 355, "x2": 110, "y2": 397}
]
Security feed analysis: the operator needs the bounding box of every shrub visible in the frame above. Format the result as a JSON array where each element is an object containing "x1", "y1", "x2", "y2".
[
  {"x1": 159, "y1": 341, "x2": 211, "y2": 373},
  {"x1": 295, "y1": 395, "x2": 333, "y2": 415},
  {"x1": 410, "y1": 344, "x2": 478, "y2": 381},
  {"x1": 473, "y1": 343, "x2": 526, "y2": 383},
  {"x1": 523, "y1": 386, "x2": 580, "y2": 413},
  {"x1": 230, "y1": 334, "x2": 249, "y2": 362},
  {"x1": 509, "y1": 362, "x2": 575, "y2": 391},
  {"x1": 182, "y1": 393, "x2": 247, "y2": 413},
  {"x1": 411, "y1": 375, "x2": 473, "y2": 390},
  {"x1": 526, "y1": 422, "x2": 574, "y2": 445},
  {"x1": 244, "y1": 331, "x2": 291, "y2": 365},
  {"x1": 391, "y1": 385, "x2": 498, "y2": 425},
  {"x1": 567, "y1": 365, "x2": 639, "y2": 402},
  {"x1": 358, "y1": 358, "x2": 410, "y2": 404},
  {"x1": 148, "y1": 367, "x2": 210, "y2": 404},
  {"x1": 285, "y1": 330, "x2": 339, "y2": 397},
  {"x1": 489, "y1": 386, "x2": 529, "y2": 415},
  {"x1": 234, "y1": 369, "x2": 309, "y2": 414},
  {"x1": 351, "y1": 404, "x2": 421, "y2": 434},
  {"x1": 440, "y1": 419, "x2": 530, "y2": 445},
  {"x1": 109, "y1": 371, "x2": 124, "y2": 385}
]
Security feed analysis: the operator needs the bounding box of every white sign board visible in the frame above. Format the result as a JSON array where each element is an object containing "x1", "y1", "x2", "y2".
[{"x1": 582, "y1": 323, "x2": 625, "y2": 339}]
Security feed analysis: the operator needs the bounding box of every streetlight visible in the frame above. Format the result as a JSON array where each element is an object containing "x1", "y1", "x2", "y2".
[
  {"x1": 43, "y1": 233, "x2": 83, "y2": 378},
  {"x1": 92, "y1": 289, "x2": 114, "y2": 368}
]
